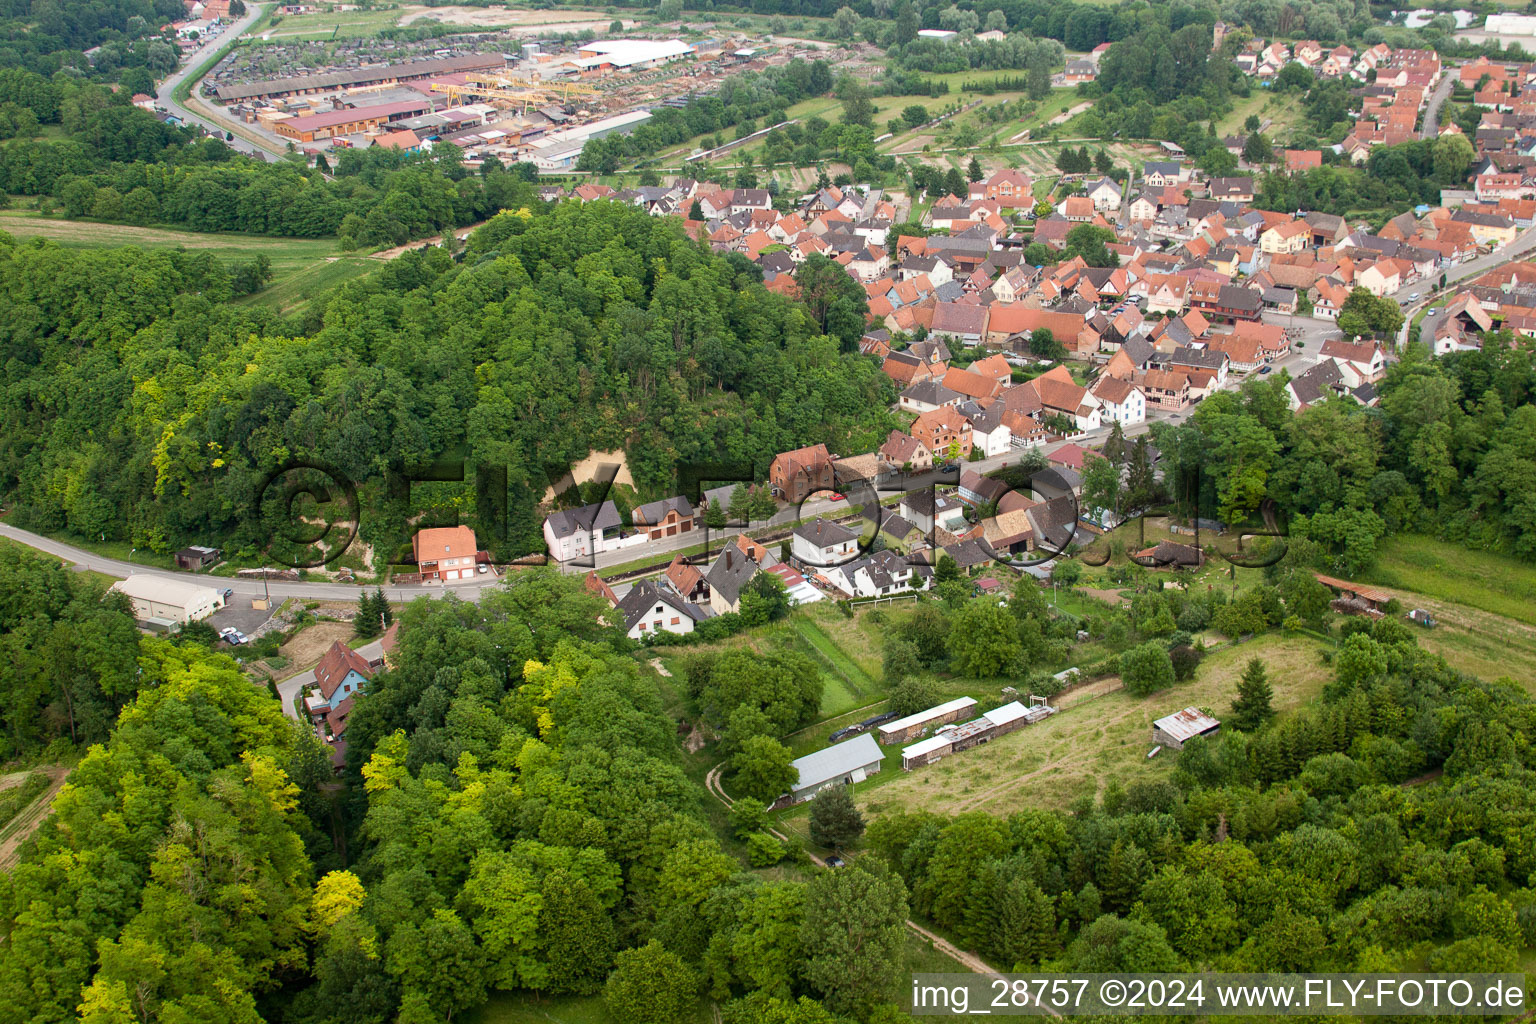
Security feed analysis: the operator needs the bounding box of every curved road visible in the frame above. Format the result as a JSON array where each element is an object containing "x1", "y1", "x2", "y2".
[
  {"x1": 155, "y1": 3, "x2": 279, "y2": 159},
  {"x1": 0, "y1": 522, "x2": 496, "y2": 603}
]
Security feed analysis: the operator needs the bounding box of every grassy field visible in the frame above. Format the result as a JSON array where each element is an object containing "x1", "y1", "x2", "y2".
[
  {"x1": 1364, "y1": 534, "x2": 1536, "y2": 626},
  {"x1": 1215, "y1": 90, "x2": 1310, "y2": 141},
  {"x1": 260, "y1": 6, "x2": 406, "y2": 40},
  {"x1": 781, "y1": 633, "x2": 1337, "y2": 826},
  {"x1": 0, "y1": 212, "x2": 360, "y2": 310}
]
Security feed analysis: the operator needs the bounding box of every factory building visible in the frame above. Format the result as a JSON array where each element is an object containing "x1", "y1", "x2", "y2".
[
  {"x1": 274, "y1": 99, "x2": 435, "y2": 142},
  {"x1": 213, "y1": 54, "x2": 506, "y2": 102}
]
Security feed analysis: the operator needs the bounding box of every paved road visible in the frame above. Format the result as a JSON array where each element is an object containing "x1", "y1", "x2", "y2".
[
  {"x1": 0, "y1": 522, "x2": 498, "y2": 602},
  {"x1": 155, "y1": 3, "x2": 277, "y2": 159},
  {"x1": 1394, "y1": 224, "x2": 1536, "y2": 346},
  {"x1": 1421, "y1": 73, "x2": 1456, "y2": 140}
]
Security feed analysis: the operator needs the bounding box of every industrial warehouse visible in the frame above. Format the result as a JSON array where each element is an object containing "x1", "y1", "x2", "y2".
[{"x1": 198, "y1": 27, "x2": 824, "y2": 170}]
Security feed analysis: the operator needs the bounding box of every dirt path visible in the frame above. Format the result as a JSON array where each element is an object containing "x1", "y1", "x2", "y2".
[{"x1": 0, "y1": 766, "x2": 72, "y2": 869}]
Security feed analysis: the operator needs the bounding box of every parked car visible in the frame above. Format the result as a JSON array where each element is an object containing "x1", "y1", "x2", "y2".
[
  {"x1": 477, "y1": 564, "x2": 488, "y2": 574},
  {"x1": 1407, "y1": 292, "x2": 1420, "y2": 301},
  {"x1": 1258, "y1": 365, "x2": 1272, "y2": 374},
  {"x1": 829, "y1": 492, "x2": 846, "y2": 501}
]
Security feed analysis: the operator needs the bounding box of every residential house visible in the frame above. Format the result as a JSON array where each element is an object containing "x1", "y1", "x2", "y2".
[
  {"x1": 1284, "y1": 149, "x2": 1323, "y2": 173},
  {"x1": 964, "y1": 403, "x2": 1013, "y2": 457},
  {"x1": 413, "y1": 525, "x2": 479, "y2": 581},
  {"x1": 958, "y1": 468, "x2": 1011, "y2": 509},
  {"x1": 704, "y1": 538, "x2": 765, "y2": 615},
  {"x1": 1260, "y1": 220, "x2": 1311, "y2": 254},
  {"x1": 1089, "y1": 373, "x2": 1146, "y2": 426},
  {"x1": 929, "y1": 302, "x2": 991, "y2": 347},
  {"x1": 544, "y1": 502, "x2": 622, "y2": 561},
  {"x1": 982, "y1": 168, "x2": 1034, "y2": 207},
  {"x1": 1319, "y1": 337, "x2": 1387, "y2": 383},
  {"x1": 1085, "y1": 177, "x2": 1123, "y2": 212},
  {"x1": 769, "y1": 443, "x2": 835, "y2": 504},
  {"x1": 1141, "y1": 161, "x2": 1185, "y2": 187},
  {"x1": 1168, "y1": 345, "x2": 1230, "y2": 388},
  {"x1": 900, "y1": 379, "x2": 963, "y2": 413},
  {"x1": 792, "y1": 519, "x2": 860, "y2": 566},
  {"x1": 618, "y1": 581, "x2": 698, "y2": 639},
  {"x1": 631, "y1": 496, "x2": 695, "y2": 541},
  {"x1": 824, "y1": 550, "x2": 929, "y2": 599},
  {"x1": 1030, "y1": 365, "x2": 1102, "y2": 432},
  {"x1": 911, "y1": 406, "x2": 973, "y2": 460},
  {"x1": 306, "y1": 641, "x2": 375, "y2": 714},
  {"x1": 1135, "y1": 368, "x2": 1192, "y2": 411},
  {"x1": 1208, "y1": 177, "x2": 1256, "y2": 203},
  {"x1": 879, "y1": 430, "x2": 933, "y2": 473},
  {"x1": 664, "y1": 554, "x2": 710, "y2": 603}
]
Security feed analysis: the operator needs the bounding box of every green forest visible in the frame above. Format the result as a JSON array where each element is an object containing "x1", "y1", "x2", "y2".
[{"x1": 0, "y1": 199, "x2": 893, "y2": 563}]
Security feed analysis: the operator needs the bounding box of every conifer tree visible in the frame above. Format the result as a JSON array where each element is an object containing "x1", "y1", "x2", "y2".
[{"x1": 1231, "y1": 657, "x2": 1274, "y2": 731}]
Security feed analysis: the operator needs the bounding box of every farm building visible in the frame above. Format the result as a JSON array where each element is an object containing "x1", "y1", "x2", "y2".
[
  {"x1": 1152, "y1": 707, "x2": 1221, "y2": 750},
  {"x1": 111, "y1": 575, "x2": 225, "y2": 628},
  {"x1": 901, "y1": 733, "x2": 954, "y2": 770},
  {"x1": 786, "y1": 733, "x2": 884, "y2": 803},
  {"x1": 1314, "y1": 574, "x2": 1391, "y2": 616},
  {"x1": 899, "y1": 701, "x2": 1056, "y2": 770},
  {"x1": 877, "y1": 696, "x2": 978, "y2": 745}
]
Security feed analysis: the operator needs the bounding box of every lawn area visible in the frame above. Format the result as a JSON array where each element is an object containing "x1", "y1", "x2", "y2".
[{"x1": 832, "y1": 632, "x2": 1334, "y2": 821}]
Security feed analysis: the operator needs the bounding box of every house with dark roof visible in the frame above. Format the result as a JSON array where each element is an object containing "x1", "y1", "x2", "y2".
[
  {"x1": 793, "y1": 519, "x2": 860, "y2": 566},
  {"x1": 705, "y1": 542, "x2": 761, "y2": 615},
  {"x1": 824, "y1": 549, "x2": 930, "y2": 598},
  {"x1": 618, "y1": 580, "x2": 701, "y2": 639},
  {"x1": 631, "y1": 496, "x2": 695, "y2": 541},
  {"x1": 544, "y1": 501, "x2": 623, "y2": 561},
  {"x1": 900, "y1": 379, "x2": 964, "y2": 413}
]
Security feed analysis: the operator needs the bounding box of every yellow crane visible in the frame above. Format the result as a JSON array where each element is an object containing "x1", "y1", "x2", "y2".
[{"x1": 431, "y1": 73, "x2": 599, "y2": 114}]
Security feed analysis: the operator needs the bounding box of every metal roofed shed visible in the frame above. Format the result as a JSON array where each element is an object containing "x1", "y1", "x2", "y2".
[
  {"x1": 787, "y1": 733, "x2": 884, "y2": 803},
  {"x1": 1152, "y1": 707, "x2": 1221, "y2": 750},
  {"x1": 901, "y1": 734, "x2": 955, "y2": 770},
  {"x1": 877, "y1": 696, "x2": 978, "y2": 745}
]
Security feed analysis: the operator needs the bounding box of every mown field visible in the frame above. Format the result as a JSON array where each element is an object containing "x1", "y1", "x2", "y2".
[
  {"x1": 0, "y1": 211, "x2": 376, "y2": 312},
  {"x1": 770, "y1": 631, "x2": 1335, "y2": 843}
]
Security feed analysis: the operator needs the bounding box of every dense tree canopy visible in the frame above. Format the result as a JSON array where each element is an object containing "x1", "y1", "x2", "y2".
[{"x1": 0, "y1": 201, "x2": 896, "y2": 562}]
